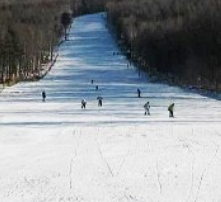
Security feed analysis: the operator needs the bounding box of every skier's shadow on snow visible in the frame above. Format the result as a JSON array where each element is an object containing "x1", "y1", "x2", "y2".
[{"x1": 1, "y1": 119, "x2": 220, "y2": 127}]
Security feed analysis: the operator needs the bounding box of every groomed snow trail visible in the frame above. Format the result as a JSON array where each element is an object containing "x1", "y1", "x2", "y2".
[{"x1": 1, "y1": 13, "x2": 221, "y2": 202}]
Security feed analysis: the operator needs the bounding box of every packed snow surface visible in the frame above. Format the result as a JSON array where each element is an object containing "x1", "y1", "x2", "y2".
[{"x1": 1, "y1": 13, "x2": 221, "y2": 202}]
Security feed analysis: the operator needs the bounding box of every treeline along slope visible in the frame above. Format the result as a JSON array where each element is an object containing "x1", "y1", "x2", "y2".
[
  {"x1": 105, "y1": 0, "x2": 221, "y2": 90},
  {"x1": 1, "y1": 0, "x2": 221, "y2": 91},
  {"x1": 0, "y1": 0, "x2": 75, "y2": 86}
]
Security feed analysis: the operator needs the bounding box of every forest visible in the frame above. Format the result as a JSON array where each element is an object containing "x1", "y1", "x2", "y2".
[
  {"x1": 0, "y1": 0, "x2": 74, "y2": 87},
  {"x1": 0, "y1": 0, "x2": 221, "y2": 90},
  {"x1": 105, "y1": 0, "x2": 221, "y2": 89}
]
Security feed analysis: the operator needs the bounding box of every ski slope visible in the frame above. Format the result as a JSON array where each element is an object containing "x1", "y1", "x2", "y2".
[{"x1": 1, "y1": 13, "x2": 221, "y2": 202}]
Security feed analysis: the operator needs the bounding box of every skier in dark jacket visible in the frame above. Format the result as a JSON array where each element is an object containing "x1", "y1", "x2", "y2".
[
  {"x1": 144, "y1": 101, "x2": 150, "y2": 115},
  {"x1": 81, "y1": 99, "x2": 87, "y2": 109},
  {"x1": 137, "y1": 88, "x2": 141, "y2": 98},
  {"x1": 97, "y1": 96, "x2": 103, "y2": 107},
  {"x1": 168, "y1": 103, "x2": 175, "y2": 117},
  {"x1": 42, "y1": 91, "x2": 46, "y2": 102}
]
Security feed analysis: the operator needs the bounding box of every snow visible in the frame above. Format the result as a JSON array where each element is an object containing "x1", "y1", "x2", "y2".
[{"x1": 1, "y1": 13, "x2": 221, "y2": 202}]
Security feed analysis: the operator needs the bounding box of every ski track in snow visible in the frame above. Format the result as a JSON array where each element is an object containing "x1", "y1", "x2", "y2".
[{"x1": 1, "y1": 13, "x2": 221, "y2": 202}]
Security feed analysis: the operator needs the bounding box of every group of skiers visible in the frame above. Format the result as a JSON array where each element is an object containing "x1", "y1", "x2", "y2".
[
  {"x1": 41, "y1": 84, "x2": 175, "y2": 118},
  {"x1": 81, "y1": 96, "x2": 103, "y2": 109},
  {"x1": 143, "y1": 101, "x2": 175, "y2": 117},
  {"x1": 137, "y1": 88, "x2": 175, "y2": 117},
  {"x1": 81, "y1": 79, "x2": 102, "y2": 109},
  {"x1": 91, "y1": 79, "x2": 98, "y2": 90}
]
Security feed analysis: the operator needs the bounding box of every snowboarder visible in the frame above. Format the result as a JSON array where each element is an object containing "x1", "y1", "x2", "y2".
[
  {"x1": 137, "y1": 88, "x2": 141, "y2": 98},
  {"x1": 96, "y1": 85, "x2": 99, "y2": 90},
  {"x1": 144, "y1": 101, "x2": 150, "y2": 115},
  {"x1": 42, "y1": 91, "x2": 46, "y2": 102},
  {"x1": 81, "y1": 99, "x2": 87, "y2": 109},
  {"x1": 168, "y1": 103, "x2": 175, "y2": 117},
  {"x1": 91, "y1": 79, "x2": 94, "y2": 84},
  {"x1": 97, "y1": 96, "x2": 103, "y2": 107}
]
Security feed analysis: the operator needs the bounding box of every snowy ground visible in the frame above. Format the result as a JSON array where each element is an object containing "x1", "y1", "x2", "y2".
[{"x1": 1, "y1": 13, "x2": 221, "y2": 202}]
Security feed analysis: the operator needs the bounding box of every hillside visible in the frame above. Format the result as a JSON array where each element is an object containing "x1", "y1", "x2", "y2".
[
  {"x1": 106, "y1": 0, "x2": 221, "y2": 90},
  {"x1": 1, "y1": 13, "x2": 221, "y2": 202},
  {"x1": 0, "y1": 0, "x2": 72, "y2": 88}
]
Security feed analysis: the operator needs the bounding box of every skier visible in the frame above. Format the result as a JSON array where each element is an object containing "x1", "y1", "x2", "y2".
[
  {"x1": 81, "y1": 99, "x2": 87, "y2": 109},
  {"x1": 137, "y1": 88, "x2": 141, "y2": 98},
  {"x1": 144, "y1": 101, "x2": 150, "y2": 115},
  {"x1": 168, "y1": 103, "x2": 175, "y2": 117},
  {"x1": 96, "y1": 85, "x2": 99, "y2": 90},
  {"x1": 91, "y1": 79, "x2": 94, "y2": 84},
  {"x1": 42, "y1": 91, "x2": 46, "y2": 102},
  {"x1": 97, "y1": 96, "x2": 103, "y2": 107}
]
